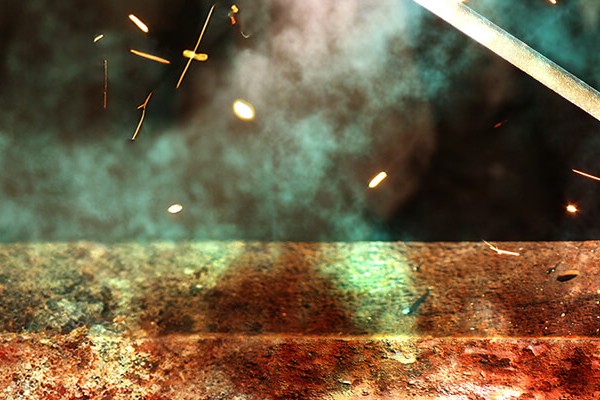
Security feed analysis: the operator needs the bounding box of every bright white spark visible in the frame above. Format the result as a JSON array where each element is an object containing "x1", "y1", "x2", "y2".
[
  {"x1": 168, "y1": 204, "x2": 184, "y2": 214},
  {"x1": 129, "y1": 14, "x2": 149, "y2": 33},
  {"x1": 232, "y1": 99, "x2": 256, "y2": 121},
  {"x1": 483, "y1": 240, "x2": 520, "y2": 257},
  {"x1": 368, "y1": 172, "x2": 388, "y2": 188}
]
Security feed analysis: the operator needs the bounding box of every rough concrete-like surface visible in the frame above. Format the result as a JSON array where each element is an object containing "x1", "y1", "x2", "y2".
[{"x1": 0, "y1": 241, "x2": 598, "y2": 398}]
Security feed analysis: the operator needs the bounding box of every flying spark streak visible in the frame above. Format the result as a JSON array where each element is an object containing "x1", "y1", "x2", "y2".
[
  {"x1": 93, "y1": 34, "x2": 104, "y2": 43},
  {"x1": 566, "y1": 204, "x2": 578, "y2": 214},
  {"x1": 130, "y1": 49, "x2": 171, "y2": 64},
  {"x1": 368, "y1": 172, "x2": 388, "y2": 188},
  {"x1": 103, "y1": 59, "x2": 108, "y2": 110},
  {"x1": 572, "y1": 168, "x2": 600, "y2": 182},
  {"x1": 128, "y1": 14, "x2": 149, "y2": 33},
  {"x1": 232, "y1": 99, "x2": 255, "y2": 120},
  {"x1": 547, "y1": 0, "x2": 557, "y2": 5},
  {"x1": 483, "y1": 240, "x2": 520, "y2": 256},
  {"x1": 412, "y1": 0, "x2": 600, "y2": 121},
  {"x1": 131, "y1": 92, "x2": 152, "y2": 141},
  {"x1": 177, "y1": 4, "x2": 216, "y2": 89},
  {"x1": 182, "y1": 50, "x2": 208, "y2": 61}
]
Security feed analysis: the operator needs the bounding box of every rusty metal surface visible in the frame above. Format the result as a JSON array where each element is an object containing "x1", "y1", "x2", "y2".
[{"x1": 0, "y1": 241, "x2": 598, "y2": 398}]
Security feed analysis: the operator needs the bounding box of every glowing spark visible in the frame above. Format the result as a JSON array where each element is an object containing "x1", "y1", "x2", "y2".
[
  {"x1": 128, "y1": 14, "x2": 149, "y2": 33},
  {"x1": 177, "y1": 4, "x2": 216, "y2": 89},
  {"x1": 182, "y1": 50, "x2": 208, "y2": 62},
  {"x1": 103, "y1": 59, "x2": 108, "y2": 110},
  {"x1": 93, "y1": 34, "x2": 104, "y2": 43},
  {"x1": 482, "y1": 240, "x2": 520, "y2": 257},
  {"x1": 572, "y1": 168, "x2": 600, "y2": 182},
  {"x1": 229, "y1": 5, "x2": 239, "y2": 26},
  {"x1": 131, "y1": 92, "x2": 152, "y2": 141},
  {"x1": 368, "y1": 172, "x2": 388, "y2": 188},
  {"x1": 493, "y1": 120, "x2": 508, "y2": 129},
  {"x1": 232, "y1": 99, "x2": 256, "y2": 120},
  {"x1": 547, "y1": 0, "x2": 557, "y2": 5},
  {"x1": 412, "y1": 0, "x2": 600, "y2": 121},
  {"x1": 168, "y1": 204, "x2": 184, "y2": 214},
  {"x1": 130, "y1": 49, "x2": 171, "y2": 64},
  {"x1": 566, "y1": 204, "x2": 578, "y2": 214}
]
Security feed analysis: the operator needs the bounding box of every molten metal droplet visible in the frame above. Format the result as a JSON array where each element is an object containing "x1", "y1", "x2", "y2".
[
  {"x1": 168, "y1": 204, "x2": 183, "y2": 214},
  {"x1": 233, "y1": 99, "x2": 255, "y2": 121},
  {"x1": 566, "y1": 204, "x2": 578, "y2": 214}
]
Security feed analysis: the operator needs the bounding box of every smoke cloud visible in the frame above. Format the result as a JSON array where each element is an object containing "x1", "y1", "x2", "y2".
[{"x1": 0, "y1": 0, "x2": 597, "y2": 241}]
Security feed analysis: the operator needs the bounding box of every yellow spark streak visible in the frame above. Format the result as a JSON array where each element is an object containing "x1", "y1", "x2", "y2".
[
  {"x1": 130, "y1": 49, "x2": 171, "y2": 64},
  {"x1": 131, "y1": 92, "x2": 153, "y2": 141},
  {"x1": 128, "y1": 14, "x2": 149, "y2": 33},
  {"x1": 232, "y1": 99, "x2": 255, "y2": 120},
  {"x1": 572, "y1": 168, "x2": 600, "y2": 182},
  {"x1": 182, "y1": 50, "x2": 208, "y2": 62},
  {"x1": 103, "y1": 59, "x2": 108, "y2": 110},
  {"x1": 93, "y1": 34, "x2": 104, "y2": 43},
  {"x1": 482, "y1": 240, "x2": 520, "y2": 257},
  {"x1": 412, "y1": 0, "x2": 600, "y2": 121},
  {"x1": 548, "y1": 0, "x2": 557, "y2": 5},
  {"x1": 177, "y1": 4, "x2": 216, "y2": 89},
  {"x1": 368, "y1": 172, "x2": 388, "y2": 188},
  {"x1": 566, "y1": 204, "x2": 578, "y2": 214}
]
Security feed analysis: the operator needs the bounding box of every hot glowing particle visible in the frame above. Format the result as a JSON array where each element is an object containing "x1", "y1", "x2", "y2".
[
  {"x1": 547, "y1": 0, "x2": 557, "y2": 5},
  {"x1": 412, "y1": 0, "x2": 600, "y2": 122},
  {"x1": 182, "y1": 50, "x2": 208, "y2": 62},
  {"x1": 128, "y1": 14, "x2": 149, "y2": 33},
  {"x1": 493, "y1": 119, "x2": 508, "y2": 129},
  {"x1": 130, "y1": 49, "x2": 171, "y2": 64},
  {"x1": 368, "y1": 172, "x2": 388, "y2": 188},
  {"x1": 229, "y1": 4, "x2": 239, "y2": 24},
  {"x1": 572, "y1": 168, "x2": 600, "y2": 182},
  {"x1": 93, "y1": 34, "x2": 104, "y2": 43},
  {"x1": 566, "y1": 204, "x2": 578, "y2": 214},
  {"x1": 103, "y1": 59, "x2": 108, "y2": 110},
  {"x1": 131, "y1": 92, "x2": 153, "y2": 141},
  {"x1": 482, "y1": 240, "x2": 520, "y2": 257},
  {"x1": 177, "y1": 4, "x2": 216, "y2": 89},
  {"x1": 233, "y1": 99, "x2": 256, "y2": 120},
  {"x1": 168, "y1": 204, "x2": 184, "y2": 214}
]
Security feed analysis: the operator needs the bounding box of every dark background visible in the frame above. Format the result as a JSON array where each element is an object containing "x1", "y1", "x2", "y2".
[{"x1": 0, "y1": 0, "x2": 598, "y2": 242}]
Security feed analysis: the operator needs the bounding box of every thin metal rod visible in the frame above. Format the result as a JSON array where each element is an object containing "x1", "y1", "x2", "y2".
[{"x1": 413, "y1": 0, "x2": 600, "y2": 121}]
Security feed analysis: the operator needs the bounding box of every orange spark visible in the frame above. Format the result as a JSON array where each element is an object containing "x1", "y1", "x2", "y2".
[
  {"x1": 368, "y1": 172, "x2": 388, "y2": 188},
  {"x1": 130, "y1": 49, "x2": 171, "y2": 64},
  {"x1": 177, "y1": 4, "x2": 216, "y2": 89},
  {"x1": 566, "y1": 204, "x2": 578, "y2": 214},
  {"x1": 493, "y1": 119, "x2": 508, "y2": 128},
  {"x1": 483, "y1": 240, "x2": 520, "y2": 257},
  {"x1": 128, "y1": 14, "x2": 149, "y2": 33},
  {"x1": 547, "y1": 0, "x2": 557, "y2": 5},
  {"x1": 93, "y1": 34, "x2": 104, "y2": 43},
  {"x1": 103, "y1": 59, "x2": 108, "y2": 110},
  {"x1": 572, "y1": 168, "x2": 600, "y2": 182},
  {"x1": 131, "y1": 92, "x2": 153, "y2": 141}
]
